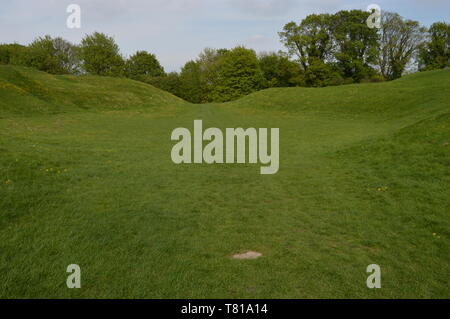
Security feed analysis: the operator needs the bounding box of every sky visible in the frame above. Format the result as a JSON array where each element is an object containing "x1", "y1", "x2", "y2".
[{"x1": 1, "y1": 0, "x2": 449, "y2": 72}]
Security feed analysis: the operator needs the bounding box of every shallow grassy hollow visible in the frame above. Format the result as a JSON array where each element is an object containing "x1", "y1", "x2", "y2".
[{"x1": 0, "y1": 66, "x2": 449, "y2": 298}]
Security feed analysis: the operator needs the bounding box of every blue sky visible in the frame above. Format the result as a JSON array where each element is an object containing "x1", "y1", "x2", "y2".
[{"x1": 1, "y1": 0, "x2": 449, "y2": 71}]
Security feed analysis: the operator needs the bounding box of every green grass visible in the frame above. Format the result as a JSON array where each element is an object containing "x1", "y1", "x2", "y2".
[{"x1": 0, "y1": 65, "x2": 449, "y2": 298}]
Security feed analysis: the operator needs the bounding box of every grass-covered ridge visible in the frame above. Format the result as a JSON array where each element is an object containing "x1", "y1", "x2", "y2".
[
  {"x1": 228, "y1": 68, "x2": 450, "y2": 119},
  {"x1": 0, "y1": 66, "x2": 449, "y2": 298},
  {"x1": 0, "y1": 65, "x2": 188, "y2": 117}
]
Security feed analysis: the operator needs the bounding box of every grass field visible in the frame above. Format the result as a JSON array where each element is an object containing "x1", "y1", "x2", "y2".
[{"x1": 0, "y1": 65, "x2": 449, "y2": 298}]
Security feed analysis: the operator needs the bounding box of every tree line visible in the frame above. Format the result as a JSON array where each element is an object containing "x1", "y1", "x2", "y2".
[{"x1": 0, "y1": 10, "x2": 448, "y2": 103}]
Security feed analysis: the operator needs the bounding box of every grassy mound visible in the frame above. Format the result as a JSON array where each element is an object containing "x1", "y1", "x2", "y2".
[
  {"x1": 229, "y1": 68, "x2": 449, "y2": 120},
  {"x1": 0, "y1": 65, "x2": 187, "y2": 117}
]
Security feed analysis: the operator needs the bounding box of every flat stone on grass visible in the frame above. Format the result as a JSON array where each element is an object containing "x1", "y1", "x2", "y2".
[{"x1": 232, "y1": 251, "x2": 262, "y2": 260}]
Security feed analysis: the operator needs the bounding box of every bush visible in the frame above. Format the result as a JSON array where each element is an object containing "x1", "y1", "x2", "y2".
[
  {"x1": 7, "y1": 36, "x2": 81, "y2": 75},
  {"x1": 0, "y1": 44, "x2": 29, "y2": 65},
  {"x1": 304, "y1": 60, "x2": 343, "y2": 87},
  {"x1": 259, "y1": 52, "x2": 303, "y2": 88},
  {"x1": 145, "y1": 73, "x2": 183, "y2": 98},
  {"x1": 360, "y1": 74, "x2": 385, "y2": 83}
]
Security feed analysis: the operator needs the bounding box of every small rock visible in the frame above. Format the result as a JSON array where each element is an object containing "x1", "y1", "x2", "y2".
[{"x1": 232, "y1": 251, "x2": 262, "y2": 260}]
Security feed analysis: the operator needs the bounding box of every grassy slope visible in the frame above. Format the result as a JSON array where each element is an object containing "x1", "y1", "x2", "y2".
[
  {"x1": 0, "y1": 66, "x2": 449, "y2": 298},
  {"x1": 0, "y1": 65, "x2": 187, "y2": 117}
]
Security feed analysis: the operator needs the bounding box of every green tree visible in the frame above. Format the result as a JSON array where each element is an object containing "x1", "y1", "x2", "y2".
[
  {"x1": 419, "y1": 22, "x2": 450, "y2": 71},
  {"x1": 178, "y1": 60, "x2": 205, "y2": 103},
  {"x1": 258, "y1": 52, "x2": 303, "y2": 87},
  {"x1": 23, "y1": 36, "x2": 62, "y2": 73},
  {"x1": 79, "y1": 32, "x2": 124, "y2": 76},
  {"x1": 304, "y1": 58, "x2": 343, "y2": 87},
  {"x1": 0, "y1": 43, "x2": 30, "y2": 66},
  {"x1": 1, "y1": 37, "x2": 80, "y2": 74},
  {"x1": 177, "y1": 48, "x2": 227, "y2": 103},
  {"x1": 52, "y1": 37, "x2": 81, "y2": 74},
  {"x1": 147, "y1": 72, "x2": 183, "y2": 98},
  {"x1": 210, "y1": 47, "x2": 264, "y2": 102},
  {"x1": 196, "y1": 48, "x2": 227, "y2": 101},
  {"x1": 331, "y1": 10, "x2": 379, "y2": 81},
  {"x1": 377, "y1": 12, "x2": 426, "y2": 80},
  {"x1": 125, "y1": 51, "x2": 165, "y2": 81},
  {"x1": 279, "y1": 14, "x2": 333, "y2": 71},
  {"x1": 18, "y1": 36, "x2": 79, "y2": 74}
]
